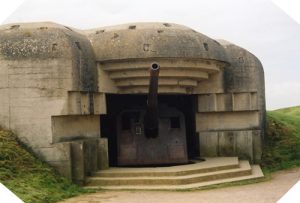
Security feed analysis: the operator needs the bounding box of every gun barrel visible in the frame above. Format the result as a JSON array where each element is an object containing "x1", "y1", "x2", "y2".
[{"x1": 144, "y1": 63, "x2": 160, "y2": 138}]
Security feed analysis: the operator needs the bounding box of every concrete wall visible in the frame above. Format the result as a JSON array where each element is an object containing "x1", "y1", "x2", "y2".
[
  {"x1": 199, "y1": 130, "x2": 261, "y2": 161},
  {"x1": 52, "y1": 115, "x2": 100, "y2": 143},
  {"x1": 197, "y1": 92, "x2": 262, "y2": 162},
  {"x1": 196, "y1": 111, "x2": 260, "y2": 131},
  {"x1": 195, "y1": 40, "x2": 265, "y2": 163}
]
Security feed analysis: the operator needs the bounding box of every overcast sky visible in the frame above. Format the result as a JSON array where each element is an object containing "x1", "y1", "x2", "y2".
[{"x1": 2, "y1": 0, "x2": 300, "y2": 110}]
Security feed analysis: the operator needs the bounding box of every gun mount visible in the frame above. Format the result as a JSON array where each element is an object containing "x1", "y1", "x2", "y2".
[{"x1": 116, "y1": 62, "x2": 188, "y2": 166}]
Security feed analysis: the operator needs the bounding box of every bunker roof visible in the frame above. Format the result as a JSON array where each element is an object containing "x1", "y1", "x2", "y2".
[
  {"x1": 0, "y1": 22, "x2": 86, "y2": 60},
  {"x1": 85, "y1": 22, "x2": 229, "y2": 63},
  {"x1": 218, "y1": 39, "x2": 263, "y2": 69}
]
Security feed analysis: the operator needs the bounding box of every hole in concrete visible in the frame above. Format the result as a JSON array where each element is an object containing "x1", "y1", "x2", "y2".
[
  {"x1": 39, "y1": 27, "x2": 48, "y2": 30},
  {"x1": 143, "y1": 44, "x2": 150, "y2": 51},
  {"x1": 75, "y1": 42, "x2": 82, "y2": 50},
  {"x1": 128, "y1": 25, "x2": 136, "y2": 30},
  {"x1": 163, "y1": 23, "x2": 171, "y2": 27},
  {"x1": 52, "y1": 43, "x2": 58, "y2": 51},
  {"x1": 203, "y1": 43, "x2": 209, "y2": 51},
  {"x1": 96, "y1": 30, "x2": 105, "y2": 34},
  {"x1": 10, "y1": 25, "x2": 20, "y2": 30},
  {"x1": 157, "y1": 30, "x2": 164, "y2": 33}
]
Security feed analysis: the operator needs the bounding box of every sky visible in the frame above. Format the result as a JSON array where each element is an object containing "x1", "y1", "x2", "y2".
[{"x1": 0, "y1": 0, "x2": 300, "y2": 110}]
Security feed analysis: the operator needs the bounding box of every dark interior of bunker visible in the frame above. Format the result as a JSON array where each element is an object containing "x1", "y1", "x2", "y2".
[{"x1": 100, "y1": 94, "x2": 199, "y2": 166}]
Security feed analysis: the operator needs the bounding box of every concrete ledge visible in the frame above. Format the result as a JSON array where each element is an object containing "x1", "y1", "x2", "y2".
[{"x1": 92, "y1": 157, "x2": 239, "y2": 177}]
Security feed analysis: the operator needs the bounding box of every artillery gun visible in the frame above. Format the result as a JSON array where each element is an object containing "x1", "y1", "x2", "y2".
[{"x1": 116, "y1": 63, "x2": 188, "y2": 166}]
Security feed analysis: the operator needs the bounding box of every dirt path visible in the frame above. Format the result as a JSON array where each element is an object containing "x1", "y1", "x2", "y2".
[{"x1": 60, "y1": 168, "x2": 300, "y2": 203}]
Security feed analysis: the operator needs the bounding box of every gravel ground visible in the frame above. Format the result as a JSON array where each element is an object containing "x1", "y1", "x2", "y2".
[{"x1": 59, "y1": 167, "x2": 300, "y2": 203}]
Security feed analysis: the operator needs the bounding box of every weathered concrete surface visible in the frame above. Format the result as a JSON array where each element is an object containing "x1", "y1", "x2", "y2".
[
  {"x1": 39, "y1": 142, "x2": 73, "y2": 180},
  {"x1": 87, "y1": 23, "x2": 229, "y2": 94},
  {"x1": 70, "y1": 138, "x2": 107, "y2": 184},
  {"x1": 199, "y1": 131, "x2": 260, "y2": 161},
  {"x1": 85, "y1": 23, "x2": 228, "y2": 62},
  {"x1": 197, "y1": 112, "x2": 259, "y2": 131},
  {"x1": 71, "y1": 141, "x2": 89, "y2": 185},
  {"x1": 0, "y1": 22, "x2": 97, "y2": 146},
  {"x1": 97, "y1": 58, "x2": 225, "y2": 94},
  {"x1": 196, "y1": 40, "x2": 266, "y2": 163},
  {"x1": 97, "y1": 138, "x2": 109, "y2": 170},
  {"x1": 52, "y1": 115, "x2": 100, "y2": 143},
  {"x1": 0, "y1": 22, "x2": 100, "y2": 181},
  {"x1": 0, "y1": 21, "x2": 266, "y2": 181}
]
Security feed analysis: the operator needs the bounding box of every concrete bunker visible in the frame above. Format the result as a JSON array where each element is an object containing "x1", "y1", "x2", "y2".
[{"x1": 0, "y1": 22, "x2": 265, "y2": 183}]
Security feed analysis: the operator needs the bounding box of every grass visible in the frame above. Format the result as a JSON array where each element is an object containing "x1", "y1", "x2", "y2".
[
  {"x1": 261, "y1": 106, "x2": 300, "y2": 172},
  {"x1": 273, "y1": 105, "x2": 300, "y2": 118},
  {"x1": 0, "y1": 128, "x2": 91, "y2": 203}
]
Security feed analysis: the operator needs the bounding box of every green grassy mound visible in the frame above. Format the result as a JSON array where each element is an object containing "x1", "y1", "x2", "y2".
[
  {"x1": 262, "y1": 106, "x2": 300, "y2": 172},
  {"x1": 274, "y1": 105, "x2": 300, "y2": 118},
  {"x1": 0, "y1": 128, "x2": 88, "y2": 203}
]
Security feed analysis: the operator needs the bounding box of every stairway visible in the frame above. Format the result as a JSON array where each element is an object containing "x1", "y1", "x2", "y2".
[{"x1": 85, "y1": 157, "x2": 264, "y2": 190}]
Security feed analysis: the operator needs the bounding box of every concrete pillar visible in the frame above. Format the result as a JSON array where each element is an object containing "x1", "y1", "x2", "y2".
[
  {"x1": 97, "y1": 138, "x2": 109, "y2": 170},
  {"x1": 84, "y1": 139, "x2": 98, "y2": 175},
  {"x1": 71, "y1": 141, "x2": 85, "y2": 185}
]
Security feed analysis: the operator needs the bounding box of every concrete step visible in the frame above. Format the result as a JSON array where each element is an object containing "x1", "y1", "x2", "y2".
[
  {"x1": 86, "y1": 160, "x2": 252, "y2": 187},
  {"x1": 86, "y1": 165, "x2": 264, "y2": 190},
  {"x1": 91, "y1": 157, "x2": 239, "y2": 178}
]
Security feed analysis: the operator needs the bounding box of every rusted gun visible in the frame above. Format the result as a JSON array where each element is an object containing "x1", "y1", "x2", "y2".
[{"x1": 144, "y1": 62, "x2": 160, "y2": 138}]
